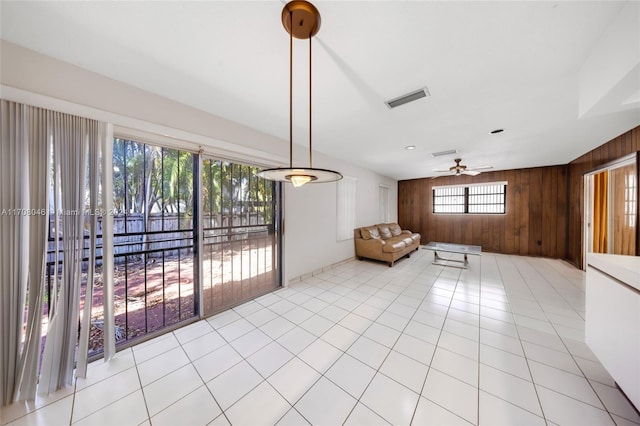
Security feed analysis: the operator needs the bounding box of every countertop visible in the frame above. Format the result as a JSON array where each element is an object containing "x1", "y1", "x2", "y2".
[{"x1": 587, "y1": 253, "x2": 640, "y2": 292}]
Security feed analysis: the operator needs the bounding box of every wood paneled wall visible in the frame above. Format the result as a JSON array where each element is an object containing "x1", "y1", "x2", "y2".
[
  {"x1": 566, "y1": 127, "x2": 640, "y2": 268},
  {"x1": 398, "y1": 166, "x2": 568, "y2": 258},
  {"x1": 398, "y1": 125, "x2": 640, "y2": 266}
]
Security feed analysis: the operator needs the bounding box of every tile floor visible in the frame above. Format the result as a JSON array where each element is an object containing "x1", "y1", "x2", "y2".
[{"x1": 3, "y1": 250, "x2": 640, "y2": 425}]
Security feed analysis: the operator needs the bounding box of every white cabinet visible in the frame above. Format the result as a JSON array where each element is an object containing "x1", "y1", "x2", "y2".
[{"x1": 586, "y1": 254, "x2": 640, "y2": 411}]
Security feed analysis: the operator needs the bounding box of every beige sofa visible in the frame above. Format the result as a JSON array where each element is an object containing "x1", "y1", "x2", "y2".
[{"x1": 354, "y1": 223, "x2": 421, "y2": 267}]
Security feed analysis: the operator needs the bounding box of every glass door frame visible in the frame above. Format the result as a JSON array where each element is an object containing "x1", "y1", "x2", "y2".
[
  {"x1": 582, "y1": 152, "x2": 638, "y2": 269},
  {"x1": 198, "y1": 154, "x2": 283, "y2": 318}
]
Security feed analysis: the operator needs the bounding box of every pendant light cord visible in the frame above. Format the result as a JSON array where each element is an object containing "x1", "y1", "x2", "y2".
[
  {"x1": 288, "y1": 11, "x2": 315, "y2": 170},
  {"x1": 257, "y1": 2, "x2": 342, "y2": 185},
  {"x1": 289, "y1": 10, "x2": 293, "y2": 169},
  {"x1": 309, "y1": 36, "x2": 313, "y2": 168}
]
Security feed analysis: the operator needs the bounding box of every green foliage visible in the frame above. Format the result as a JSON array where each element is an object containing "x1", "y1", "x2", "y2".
[
  {"x1": 113, "y1": 139, "x2": 195, "y2": 217},
  {"x1": 112, "y1": 138, "x2": 275, "y2": 228},
  {"x1": 202, "y1": 159, "x2": 275, "y2": 226}
]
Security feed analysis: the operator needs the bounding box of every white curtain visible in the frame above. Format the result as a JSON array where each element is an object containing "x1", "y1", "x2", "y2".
[
  {"x1": 15, "y1": 106, "x2": 50, "y2": 401},
  {"x1": 379, "y1": 185, "x2": 390, "y2": 223},
  {"x1": 100, "y1": 127, "x2": 116, "y2": 363},
  {"x1": 336, "y1": 176, "x2": 357, "y2": 241},
  {"x1": 76, "y1": 122, "x2": 115, "y2": 378},
  {"x1": 39, "y1": 112, "x2": 114, "y2": 392},
  {"x1": 1, "y1": 101, "x2": 49, "y2": 404},
  {"x1": 38, "y1": 112, "x2": 91, "y2": 393},
  {"x1": 0, "y1": 100, "x2": 114, "y2": 404}
]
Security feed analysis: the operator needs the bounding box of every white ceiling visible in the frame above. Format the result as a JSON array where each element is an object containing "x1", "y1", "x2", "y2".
[{"x1": 2, "y1": 1, "x2": 639, "y2": 180}]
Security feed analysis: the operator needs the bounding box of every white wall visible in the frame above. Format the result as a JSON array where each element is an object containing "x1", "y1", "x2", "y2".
[{"x1": 0, "y1": 41, "x2": 398, "y2": 285}]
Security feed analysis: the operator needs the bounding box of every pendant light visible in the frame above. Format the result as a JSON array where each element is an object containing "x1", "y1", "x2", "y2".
[{"x1": 257, "y1": 0, "x2": 343, "y2": 187}]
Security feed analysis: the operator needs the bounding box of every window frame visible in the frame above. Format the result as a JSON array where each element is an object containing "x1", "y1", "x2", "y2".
[{"x1": 432, "y1": 181, "x2": 507, "y2": 215}]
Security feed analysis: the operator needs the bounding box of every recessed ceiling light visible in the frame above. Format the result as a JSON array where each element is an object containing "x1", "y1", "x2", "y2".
[
  {"x1": 490, "y1": 129, "x2": 504, "y2": 134},
  {"x1": 405, "y1": 145, "x2": 416, "y2": 150}
]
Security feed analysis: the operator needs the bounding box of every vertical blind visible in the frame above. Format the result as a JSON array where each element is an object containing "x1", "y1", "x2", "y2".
[{"x1": 0, "y1": 100, "x2": 114, "y2": 405}]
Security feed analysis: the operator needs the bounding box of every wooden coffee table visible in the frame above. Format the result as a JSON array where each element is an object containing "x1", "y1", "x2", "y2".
[{"x1": 424, "y1": 242, "x2": 482, "y2": 269}]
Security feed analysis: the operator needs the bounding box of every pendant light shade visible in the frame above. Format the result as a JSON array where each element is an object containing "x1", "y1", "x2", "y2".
[{"x1": 257, "y1": 0, "x2": 342, "y2": 187}]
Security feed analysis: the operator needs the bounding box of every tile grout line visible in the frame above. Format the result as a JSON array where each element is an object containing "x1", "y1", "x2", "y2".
[
  {"x1": 474, "y1": 256, "x2": 550, "y2": 421},
  {"x1": 476, "y1": 254, "x2": 630, "y2": 423},
  {"x1": 130, "y1": 347, "x2": 153, "y2": 424},
  {"x1": 409, "y1": 258, "x2": 472, "y2": 425},
  {"x1": 155, "y1": 316, "x2": 287, "y2": 424},
  {"x1": 518, "y1": 256, "x2": 625, "y2": 423},
  {"x1": 46, "y1": 254, "x2": 616, "y2": 426},
  {"x1": 265, "y1": 265, "x2": 389, "y2": 425},
  {"x1": 339, "y1": 256, "x2": 441, "y2": 424},
  {"x1": 64, "y1": 351, "x2": 148, "y2": 425},
  {"x1": 206, "y1": 267, "x2": 377, "y2": 425},
  {"x1": 68, "y1": 374, "x2": 78, "y2": 425},
  {"x1": 269, "y1": 252, "x2": 438, "y2": 424},
  {"x1": 476, "y1": 253, "x2": 483, "y2": 426},
  {"x1": 280, "y1": 266, "x2": 402, "y2": 424},
  {"x1": 495, "y1": 255, "x2": 549, "y2": 424},
  {"x1": 176, "y1": 325, "x2": 233, "y2": 425}
]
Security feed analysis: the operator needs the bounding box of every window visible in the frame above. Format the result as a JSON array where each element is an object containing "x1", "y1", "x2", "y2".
[
  {"x1": 433, "y1": 182, "x2": 506, "y2": 214},
  {"x1": 337, "y1": 176, "x2": 357, "y2": 241},
  {"x1": 433, "y1": 186, "x2": 465, "y2": 213},
  {"x1": 625, "y1": 173, "x2": 637, "y2": 228}
]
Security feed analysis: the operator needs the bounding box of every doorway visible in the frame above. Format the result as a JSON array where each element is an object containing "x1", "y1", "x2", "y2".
[
  {"x1": 201, "y1": 158, "x2": 282, "y2": 316},
  {"x1": 583, "y1": 154, "x2": 637, "y2": 268}
]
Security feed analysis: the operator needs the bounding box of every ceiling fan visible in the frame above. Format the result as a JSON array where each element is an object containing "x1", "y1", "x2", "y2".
[{"x1": 433, "y1": 158, "x2": 492, "y2": 176}]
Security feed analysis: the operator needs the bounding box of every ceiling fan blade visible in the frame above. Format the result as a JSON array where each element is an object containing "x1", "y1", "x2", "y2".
[
  {"x1": 462, "y1": 170, "x2": 481, "y2": 176},
  {"x1": 467, "y1": 165, "x2": 492, "y2": 171},
  {"x1": 432, "y1": 169, "x2": 451, "y2": 173}
]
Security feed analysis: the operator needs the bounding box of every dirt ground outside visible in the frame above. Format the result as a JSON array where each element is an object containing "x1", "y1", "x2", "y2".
[{"x1": 78, "y1": 241, "x2": 277, "y2": 356}]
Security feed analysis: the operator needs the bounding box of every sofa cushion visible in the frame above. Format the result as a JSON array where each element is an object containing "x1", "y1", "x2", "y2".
[
  {"x1": 389, "y1": 224, "x2": 402, "y2": 237},
  {"x1": 361, "y1": 226, "x2": 381, "y2": 240},
  {"x1": 377, "y1": 225, "x2": 392, "y2": 239},
  {"x1": 382, "y1": 240, "x2": 406, "y2": 253}
]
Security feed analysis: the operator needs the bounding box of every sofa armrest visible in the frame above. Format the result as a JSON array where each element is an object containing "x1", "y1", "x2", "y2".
[
  {"x1": 355, "y1": 237, "x2": 385, "y2": 259},
  {"x1": 401, "y1": 230, "x2": 412, "y2": 235}
]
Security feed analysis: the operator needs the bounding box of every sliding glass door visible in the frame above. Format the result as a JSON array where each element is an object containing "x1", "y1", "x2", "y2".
[
  {"x1": 44, "y1": 139, "x2": 283, "y2": 358},
  {"x1": 201, "y1": 158, "x2": 281, "y2": 316},
  {"x1": 110, "y1": 139, "x2": 198, "y2": 349}
]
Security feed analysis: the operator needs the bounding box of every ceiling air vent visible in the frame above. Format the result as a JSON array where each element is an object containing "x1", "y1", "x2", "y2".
[
  {"x1": 385, "y1": 87, "x2": 430, "y2": 109},
  {"x1": 430, "y1": 149, "x2": 458, "y2": 158}
]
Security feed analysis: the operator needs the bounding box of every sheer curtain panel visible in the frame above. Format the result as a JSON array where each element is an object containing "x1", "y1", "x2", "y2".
[
  {"x1": 38, "y1": 112, "x2": 113, "y2": 393},
  {"x1": 76, "y1": 122, "x2": 115, "y2": 378},
  {"x1": 0, "y1": 101, "x2": 49, "y2": 405},
  {"x1": 0, "y1": 100, "x2": 113, "y2": 405},
  {"x1": 336, "y1": 176, "x2": 357, "y2": 241}
]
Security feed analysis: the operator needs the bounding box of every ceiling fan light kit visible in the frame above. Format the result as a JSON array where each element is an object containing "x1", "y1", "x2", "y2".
[
  {"x1": 434, "y1": 158, "x2": 492, "y2": 177},
  {"x1": 257, "y1": 0, "x2": 342, "y2": 188}
]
